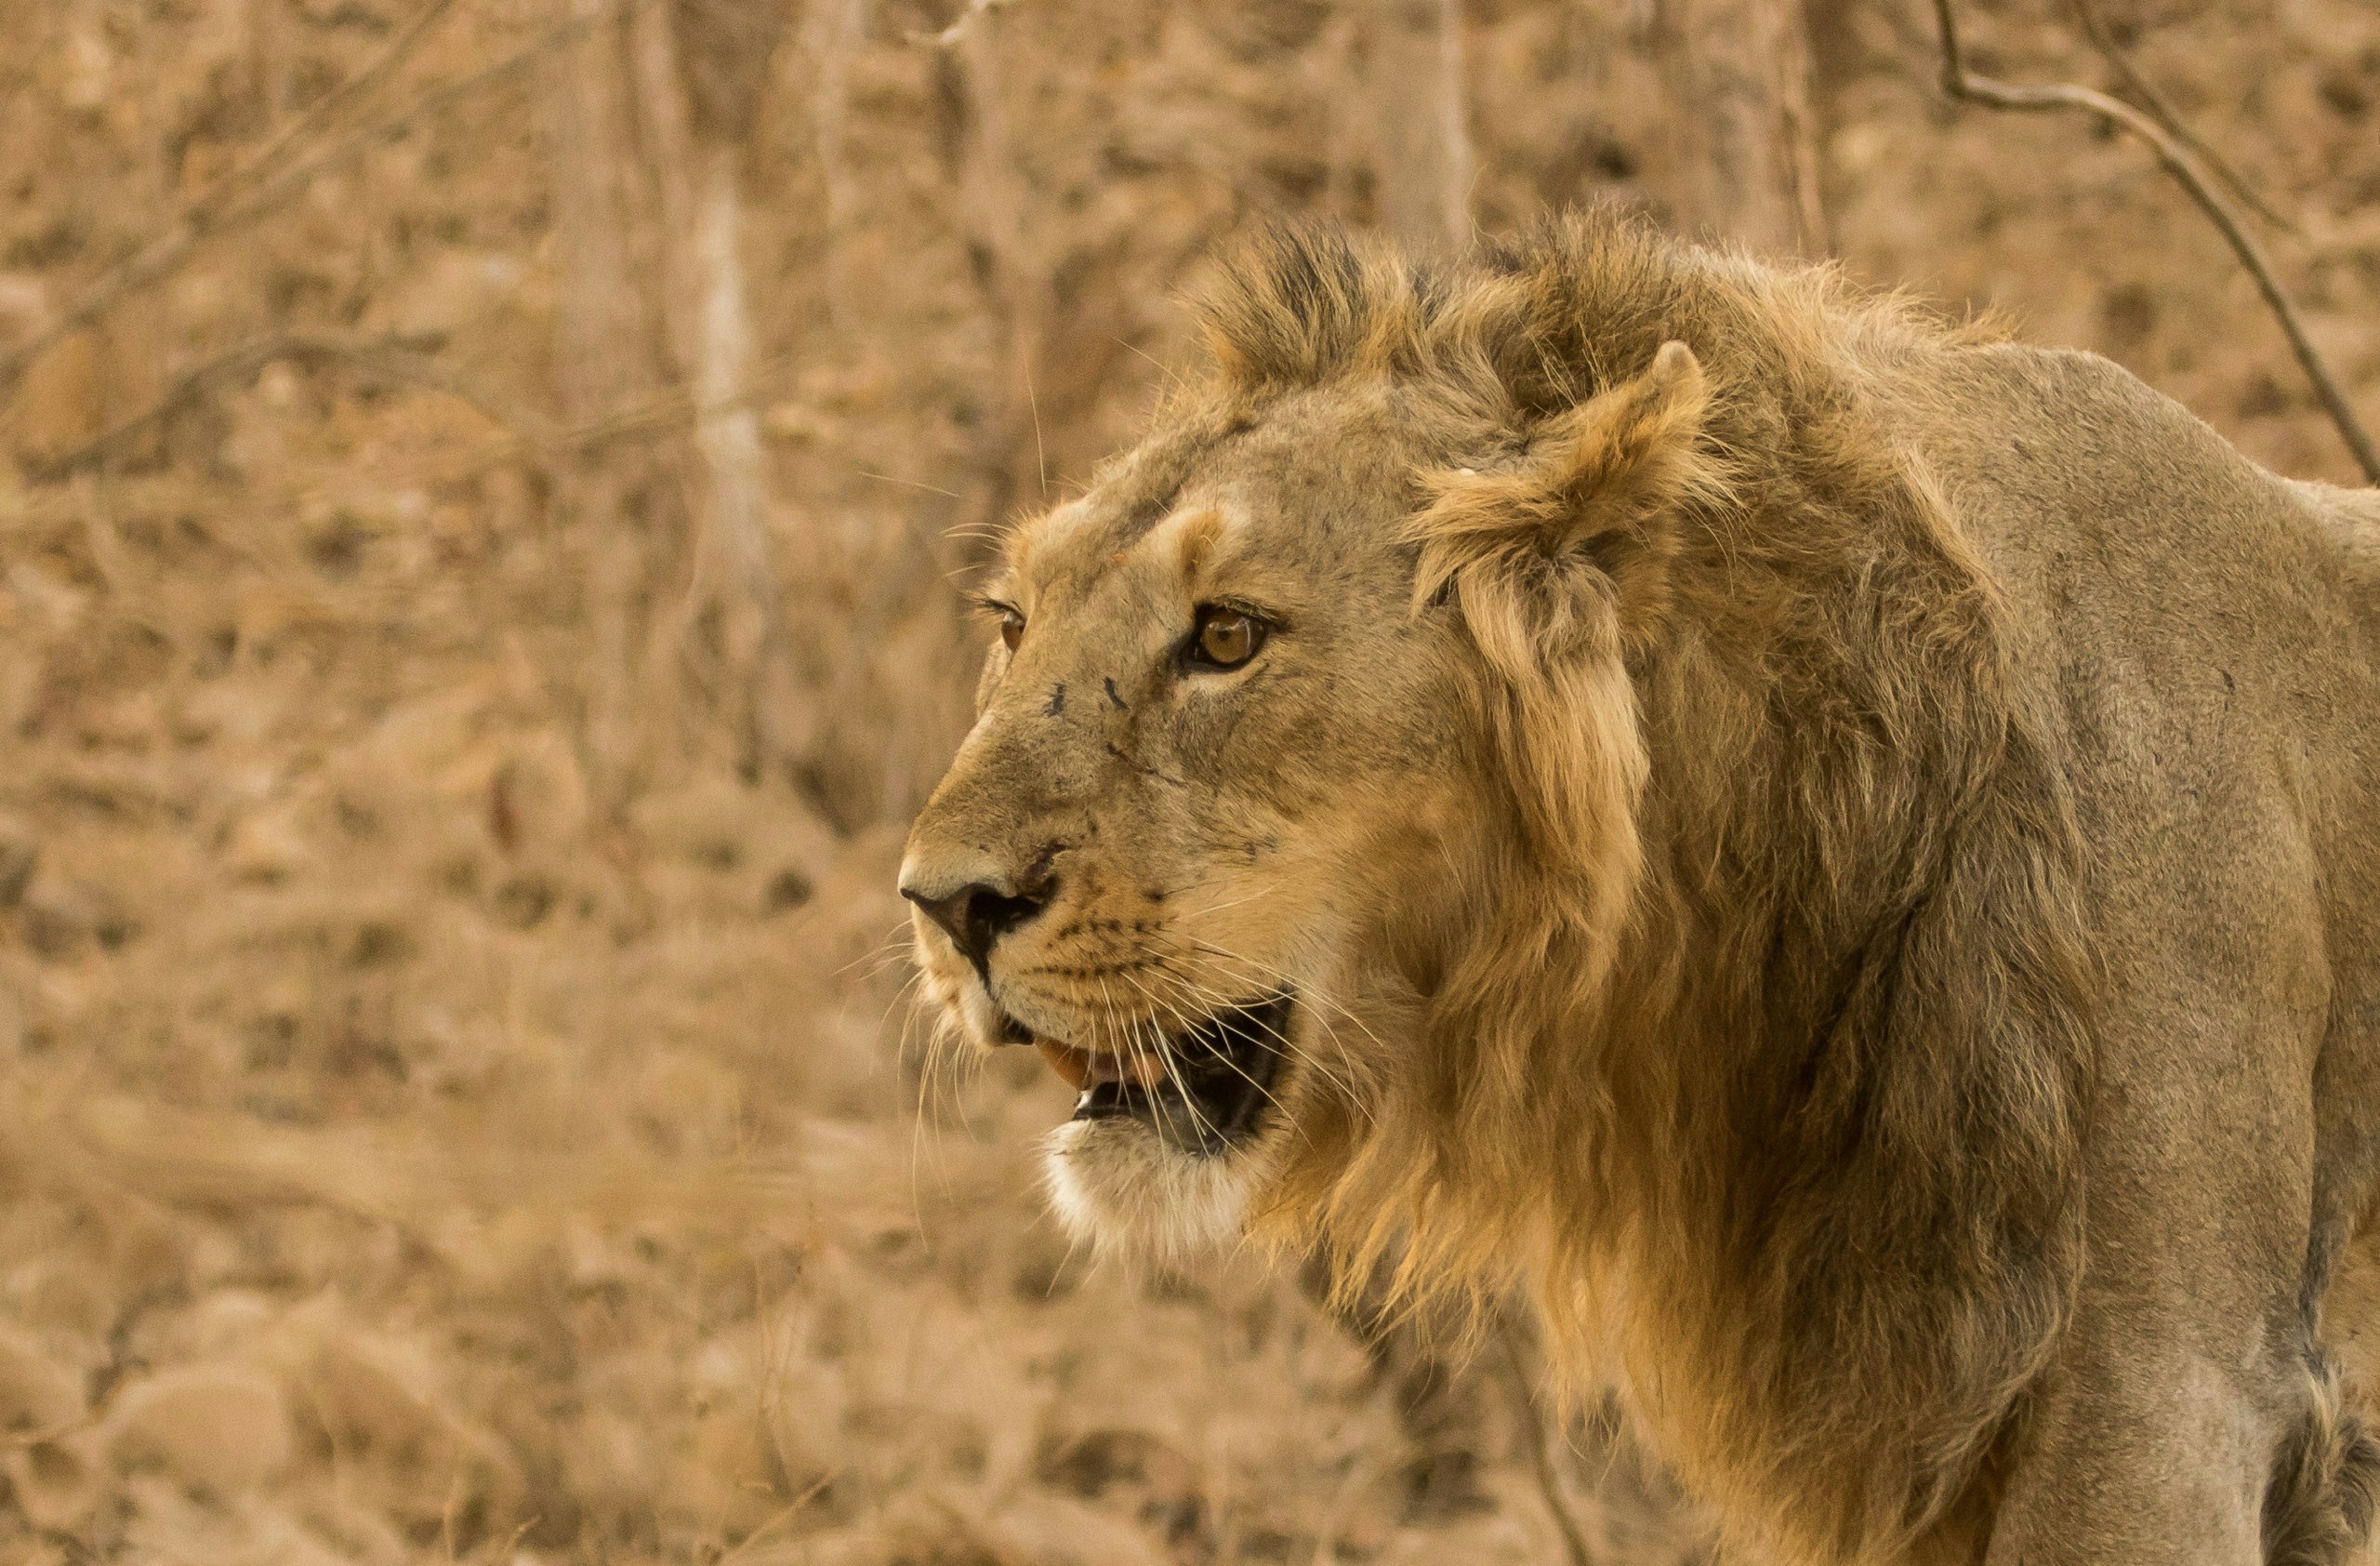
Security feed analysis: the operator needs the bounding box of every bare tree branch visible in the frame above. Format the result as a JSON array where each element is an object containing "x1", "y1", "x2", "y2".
[
  {"x1": 197, "y1": 0, "x2": 463, "y2": 228},
  {"x1": 2066, "y1": 0, "x2": 2293, "y2": 232},
  {"x1": 20, "y1": 334, "x2": 560, "y2": 484},
  {"x1": 18, "y1": 326, "x2": 825, "y2": 490},
  {"x1": 0, "y1": 3, "x2": 613, "y2": 406},
  {"x1": 1931, "y1": 0, "x2": 2378, "y2": 484},
  {"x1": 1654, "y1": 0, "x2": 1830, "y2": 257},
  {"x1": 1360, "y1": 0, "x2": 1474, "y2": 253}
]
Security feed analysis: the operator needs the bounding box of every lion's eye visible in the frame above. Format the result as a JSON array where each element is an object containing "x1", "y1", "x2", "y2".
[
  {"x1": 1188, "y1": 605, "x2": 1265, "y2": 670},
  {"x1": 998, "y1": 610, "x2": 1025, "y2": 653}
]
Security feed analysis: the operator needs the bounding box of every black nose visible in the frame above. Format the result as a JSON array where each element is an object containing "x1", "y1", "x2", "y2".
[{"x1": 905, "y1": 879, "x2": 1051, "y2": 971}]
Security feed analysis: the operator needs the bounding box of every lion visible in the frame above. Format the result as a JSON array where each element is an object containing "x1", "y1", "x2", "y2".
[{"x1": 897, "y1": 209, "x2": 2380, "y2": 1563}]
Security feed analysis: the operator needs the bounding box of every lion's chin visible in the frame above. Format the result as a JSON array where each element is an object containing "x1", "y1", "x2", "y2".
[
  {"x1": 1025, "y1": 991, "x2": 1299, "y2": 1267},
  {"x1": 1041, "y1": 1115, "x2": 1284, "y2": 1268}
]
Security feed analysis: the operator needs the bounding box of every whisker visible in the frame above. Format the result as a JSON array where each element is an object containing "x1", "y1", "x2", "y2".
[
  {"x1": 1097, "y1": 973, "x2": 1175, "y2": 1161},
  {"x1": 1181, "y1": 937, "x2": 1393, "y2": 1057},
  {"x1": 843, "y1": 915, "x2": 923, "y2": 981},
  {"x1": 1125, "y1": 967, "x2": 1313, "y2": 1154},
  {"x1": 1143, "y1": 1005, "x2": 1223, "y2": 1153},
  {"x1": 1147, "y1": 960, "x2": 1360, "y2": 1125},
  {"x1": 847, "y1": 936, "x2": 918, "y2": 989},
  {"x1": 1169, "y1": 880, "x2": 1289, "y2": 924},
  {"x1": 1165, "y1": 946, "x2": 1377, "y2": 1125},
  {"x1": 1119, "y1": 967, "x2": 1276, "y2": 1152}
]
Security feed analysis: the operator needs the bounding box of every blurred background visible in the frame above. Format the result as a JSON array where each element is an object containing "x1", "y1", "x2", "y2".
[{"x1": 0, "y1": 0, "x2": 2373, "y2": 1560}]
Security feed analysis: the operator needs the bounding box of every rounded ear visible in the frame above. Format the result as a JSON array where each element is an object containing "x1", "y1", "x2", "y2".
[
  {"x1": 1403, "y1": 341, "x2": 1722, "y2": 951},
  {"x1": 1408, "y1": 339, "x2": 1720, "y2": 662}
]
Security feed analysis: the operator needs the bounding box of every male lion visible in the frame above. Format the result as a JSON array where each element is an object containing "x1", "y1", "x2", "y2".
[{"x1": 898, "y1": 211, "x2": 2380, "y2": 1563}]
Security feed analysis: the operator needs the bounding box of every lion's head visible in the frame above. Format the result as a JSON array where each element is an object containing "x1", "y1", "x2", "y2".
[{"x1": 901, "y1": 219, "x2": 1729, "y2": 1269}]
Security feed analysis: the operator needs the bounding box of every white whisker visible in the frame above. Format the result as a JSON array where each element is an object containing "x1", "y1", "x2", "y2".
[
  {"x1": 1168, "y1": 943, "x2": 1379, "y2": 1126},
  {"x1": 1119, "y1": 966, "x2": 1290, "y2": 1152}
]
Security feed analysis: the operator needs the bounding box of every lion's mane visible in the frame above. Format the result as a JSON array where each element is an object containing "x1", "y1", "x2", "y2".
[{"x1": 1198, "y1": 214, "x2": 2098, "y2": 1562}]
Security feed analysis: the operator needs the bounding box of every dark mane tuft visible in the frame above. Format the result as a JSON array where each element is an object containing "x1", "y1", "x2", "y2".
[{"x1": 1187, "y1": 206, "x2": 1986, "y2": 482}]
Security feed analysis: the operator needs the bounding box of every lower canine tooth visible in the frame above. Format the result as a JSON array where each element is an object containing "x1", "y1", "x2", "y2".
[{"x1": 1037, "y1": 1041, "x2": 1091, "y2": 1089}]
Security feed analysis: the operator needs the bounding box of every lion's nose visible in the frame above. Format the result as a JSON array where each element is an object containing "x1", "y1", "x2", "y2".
[{"x1": 902, "y1": 876, "x2": 1052, "y2": 972}]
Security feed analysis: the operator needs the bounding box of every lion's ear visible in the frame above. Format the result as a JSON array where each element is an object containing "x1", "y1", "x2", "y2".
[
  {"x1": 1406, "y1": 341, "x2": 1719, "y2": 946},
  {"x1": 1409, "y1": 340, "x2": 1719, "y2": 665}
]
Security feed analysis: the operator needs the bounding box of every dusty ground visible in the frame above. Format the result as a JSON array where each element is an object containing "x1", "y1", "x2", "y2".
[{"x1": 0, "y1": 0, "x2": 2373, "y2": 1560}]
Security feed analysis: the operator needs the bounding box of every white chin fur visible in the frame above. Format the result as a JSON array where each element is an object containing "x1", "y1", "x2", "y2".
[{"x1": 1042, "y1": 1117, "x2": 1276, "y2": 1268}]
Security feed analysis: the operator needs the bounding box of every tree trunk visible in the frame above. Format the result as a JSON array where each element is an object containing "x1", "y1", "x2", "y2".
[
  {"x1": 1653, "y1": 0, "x2": 1829, "y2": 257},
  {"x1": 949, "y1": 5, "x2": 1055, "y2": 521},
  {"x1": 803, "y1": 0, "x2": 871, "y2": 333},
  {"x1": 1360, "y1": 0, "x2": 1474, "y2": 252},
  {"x1": 629, "y1": 0, "x2": 789, "y2": 779},
  {"x1": 536, "y1": 2, "x2": 677, "y2": 819}
]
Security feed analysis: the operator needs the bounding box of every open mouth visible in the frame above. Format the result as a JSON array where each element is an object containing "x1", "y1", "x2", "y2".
[{"x1": 1013, "y1": 995, "x2": 1291, "y2": 1156}]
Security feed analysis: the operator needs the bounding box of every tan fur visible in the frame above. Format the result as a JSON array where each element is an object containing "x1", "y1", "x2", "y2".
[{"x1": 902, "y1": 211, "x2": 2380, "y2": 1563}]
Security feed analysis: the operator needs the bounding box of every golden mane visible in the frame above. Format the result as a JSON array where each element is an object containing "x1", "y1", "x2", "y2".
[{"x1": 1195, "y1": 213, "x2": 2094, "y2": 1562}]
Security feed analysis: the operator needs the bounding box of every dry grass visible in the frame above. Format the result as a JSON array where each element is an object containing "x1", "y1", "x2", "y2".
[{"x1": 0, "y1": 0, "x2": 2373, "y2": 1560}]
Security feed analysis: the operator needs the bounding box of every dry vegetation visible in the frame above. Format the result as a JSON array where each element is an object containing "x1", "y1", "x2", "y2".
[{"x1": 0, "y1": 0, "x2": 2373, "y2": 1561}]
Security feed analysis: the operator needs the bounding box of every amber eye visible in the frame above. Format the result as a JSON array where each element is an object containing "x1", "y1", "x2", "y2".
[
  {"x1": 1188, "y1": 605, "x2": 1265, "y2": 670},
  {"x1": 998, "y1": 610, "x2": 1025, "y2": 653}
]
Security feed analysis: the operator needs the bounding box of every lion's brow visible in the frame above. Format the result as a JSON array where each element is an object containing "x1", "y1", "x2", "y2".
[
  {"x1": 1118, "y1": 482, "x2": 1183, "y2": 537},
  {"x1": 1107, "y1": 416, "x2": 1260, "y2": 546}
]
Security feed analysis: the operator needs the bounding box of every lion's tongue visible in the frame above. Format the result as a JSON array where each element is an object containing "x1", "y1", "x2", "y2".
[{"x1": 1036, "y1": 1042, "x2": 1165, "y2": 1092}]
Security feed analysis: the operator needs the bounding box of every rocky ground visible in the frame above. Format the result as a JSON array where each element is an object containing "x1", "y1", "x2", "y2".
[{"x1": 0, "y1": 0, "x2": 2372, "y2": 1559}]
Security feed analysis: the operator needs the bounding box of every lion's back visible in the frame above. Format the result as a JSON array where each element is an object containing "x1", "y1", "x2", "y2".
[
  {"x1": 1888, "y1": 339, "x2": 2380, "y2": 1418},
  {"x1": 1886, "y1": 340, "x2": 2380, "y2": 838},
  {"x1": 1900, "y1": 335, "x2": 2380, "y2": 993}
]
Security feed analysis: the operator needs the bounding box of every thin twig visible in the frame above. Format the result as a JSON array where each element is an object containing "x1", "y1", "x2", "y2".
[
  {"x1": 1931, "y1": 0, "x2": 2378, "y2": 484},
  {"x1": 19, "y1": 329, "x2": 830, "y2": 488},
  {"x1": 0, "y1": 3, "x2": 613, "y2": 404},
  {"x1": 0, "y1": 0, "x2": 469, "y2": 395},
  {"x1": 712, "y1": 1471, "x2": 839, "y2": 1565},
  {"x1": 2066, "y1": 0, "x2": 2293, "y2": 232},
  {"x1": 1496, "y1": 1319, "x2": 1596, "y2": 1566},
  {"x1": 198, "y1": 0, "x2": 464, "y2": 227},
  {"x1": 22, "y1": 334, "x2": 560, "y2": 484},
  {"x1": 537, "y1": 353, "x2": 802, "y2": 457}
]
